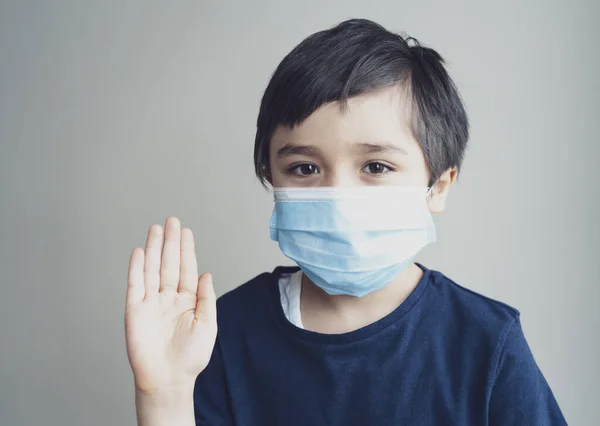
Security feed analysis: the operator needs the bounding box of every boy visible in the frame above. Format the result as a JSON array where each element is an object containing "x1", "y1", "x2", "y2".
[{"x1": 125, "y1": 19, "x2": 567, "y2": 425}]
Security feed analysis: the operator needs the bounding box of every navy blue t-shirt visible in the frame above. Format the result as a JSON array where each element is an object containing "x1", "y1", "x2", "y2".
[{"x1": 193, "y1": 264, "x2": 567, "y2": 425}]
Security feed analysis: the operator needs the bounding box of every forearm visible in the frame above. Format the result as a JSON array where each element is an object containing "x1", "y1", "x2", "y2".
[{"x1": 135, "y1": 386, "x2": 196, "y2": 426}]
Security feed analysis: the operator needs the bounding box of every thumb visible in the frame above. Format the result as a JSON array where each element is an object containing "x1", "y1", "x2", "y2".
[{"x1": 194, "y1": 272, "x2": 217, "y2": 326}]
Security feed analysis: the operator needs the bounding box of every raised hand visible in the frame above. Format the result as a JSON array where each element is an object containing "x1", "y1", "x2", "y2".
[{"x1": 125, "y1": 216, "x2": 217, "y2": 394}]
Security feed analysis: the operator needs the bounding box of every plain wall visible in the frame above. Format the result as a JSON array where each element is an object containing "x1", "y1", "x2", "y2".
[{"x1": 1, "y1": 1, "x2": 598, "y2": 424}]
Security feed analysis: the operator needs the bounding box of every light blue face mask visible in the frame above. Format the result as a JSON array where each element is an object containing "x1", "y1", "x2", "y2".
[{"x1": 269, "y1": 186, "x2": 436, "y2": 297}]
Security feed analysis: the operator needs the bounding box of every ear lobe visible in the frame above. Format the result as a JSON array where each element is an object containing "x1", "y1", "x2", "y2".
[
  {"x1": 428, "y1": 192, "x2": 446, "y2": 213},
  {"x1": 427, "y1": 168, "x2": 458, "y2": 214}
]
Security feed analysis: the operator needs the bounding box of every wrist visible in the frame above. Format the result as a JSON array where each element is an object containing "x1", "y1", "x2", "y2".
[
  {"x1": 135, "y1": 383, "x2": 195, "y2": 409},
  {"x1": 135, "y1": 384, "x2": 196, "y2": 426}
]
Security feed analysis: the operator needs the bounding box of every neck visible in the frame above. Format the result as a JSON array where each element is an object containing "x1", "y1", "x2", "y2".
[{"x1": 300, "y1": 263, "x2": 424, "y2": 334}]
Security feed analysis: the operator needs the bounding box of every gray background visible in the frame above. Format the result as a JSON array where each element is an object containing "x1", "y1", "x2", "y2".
[{"x1": 1, "y1": 1, "x2": 598, "y2": 425}]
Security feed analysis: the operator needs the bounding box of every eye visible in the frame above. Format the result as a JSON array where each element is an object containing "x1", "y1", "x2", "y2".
[
  {"x1": 289, "y1": 163, "x2": 320, "y2": 176},
  {"x1": 361, "y1": 162, "x2": 392, "y2": 175}
]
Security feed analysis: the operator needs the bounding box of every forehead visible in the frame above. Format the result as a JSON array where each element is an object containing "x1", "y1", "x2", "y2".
[{"x1": 270, "y1": 85, "x2": 418, "y2": 152}]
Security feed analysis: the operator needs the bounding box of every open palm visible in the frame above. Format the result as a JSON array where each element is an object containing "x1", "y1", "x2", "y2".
[{"x1": 125, "y1": 217, "x2": 217, "y2": 393}]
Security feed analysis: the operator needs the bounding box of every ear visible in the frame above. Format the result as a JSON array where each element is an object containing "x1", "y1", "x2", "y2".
[{"x1": 428, "y1": 168, "x2": 458, "y2": 213}]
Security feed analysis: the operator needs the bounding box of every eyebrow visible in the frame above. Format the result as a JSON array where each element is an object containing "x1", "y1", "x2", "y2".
[
  {"x1": 276, "y1": 143, "x2": 321, "y2": 158},
  {"x1": 355, "y1": 142, "x2": 408, "y2": 156}
]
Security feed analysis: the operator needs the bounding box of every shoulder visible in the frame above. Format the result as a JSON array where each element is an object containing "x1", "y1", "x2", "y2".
[
  {"x1": 426, "y1": 265, "x2": 520, "y2": 321},
  {"x1": 420, "y1": 265, "x2": 521, "y2": 348},
  {"x1": 421, "y1": 267, "x2": 566, "y2": 422},
  {"x1": 215, "y1": 266, "x2": 298, "y2": 324},
  {"x1": 217, "y1": 271, "x2": 270, "y2": 307}
]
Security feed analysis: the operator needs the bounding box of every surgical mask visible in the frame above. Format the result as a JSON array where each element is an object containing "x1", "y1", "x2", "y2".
[{"x1": 269, "y1": 186, "x2": 436, "y2": 297}]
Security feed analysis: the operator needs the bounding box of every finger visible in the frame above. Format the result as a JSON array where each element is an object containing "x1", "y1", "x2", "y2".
[
  {"x1": 179, "y1": 227, "x2": 198, "y2": 294},
  {"x1": 144, "y1": 224, "x2": 163, "y2": 298},
  {"x1": 160, "y1": 216, "x2": 181, "y2": 293},
  {"x1": 126, "y1": 247, "x2": 145, "y2": 306},
  {"x1": 194, "y1": 272, "x2": 217, "y2": 325}
]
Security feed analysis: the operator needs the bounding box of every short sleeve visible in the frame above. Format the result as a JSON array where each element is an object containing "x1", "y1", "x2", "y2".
[
  {"x1": 489, "y1": 317, "x2": 567, "y2": 425},
  {"x1": 193, "y1": 336, "x2": 234, "y2": 426}
]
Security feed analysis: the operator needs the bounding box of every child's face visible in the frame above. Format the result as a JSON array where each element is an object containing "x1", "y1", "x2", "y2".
[{"x1": 268, "y1": 85, "x2": 430, "y2": 189}]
